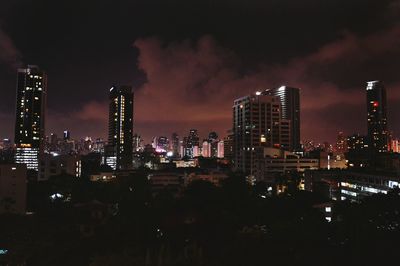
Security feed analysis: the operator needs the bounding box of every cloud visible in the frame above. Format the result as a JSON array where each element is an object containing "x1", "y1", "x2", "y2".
[
  {"x1": 129, "y1": 25, "x2": 400, "y2": 142},
  {"x1": 75, "y1": 101, "x2": 108, "y2": 121},
  {"x1": 0, "y1": 26, "x2": 22, "y2": 69},
  {"x1": 44, "y1": 23, "x2": 400, "y2": 143}
]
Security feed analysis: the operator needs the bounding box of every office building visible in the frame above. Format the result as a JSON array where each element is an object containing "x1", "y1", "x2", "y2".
[
  {"x1": 14, "y1": 65, "x2": 47, "y2": 171},
  {"x1": 366, "y1": 81, "x2": 389, "y2": 153},
  {"x1": 105, "y1": 86, "x2": 133, "y2": 170},
  {"x1": 265, "y1": 86, "x2": 300, "y2": 151}
]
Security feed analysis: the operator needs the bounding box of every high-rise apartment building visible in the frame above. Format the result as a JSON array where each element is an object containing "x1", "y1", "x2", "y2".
[
  {"x1": 366, "y1": 81, "x2": 389, "y2": 153},
  {"x1": 265, "y1": 86, "x2": 300, "y2": 151},
  {"x1": 14, "y1": 65, "x2": 47, "y2": 171},
  {"x1": 105, "y1": 86, "x2": 133, "y2": 170},
  {"x1": 233, "y1": 92, "x2": 282, "y2": 175}
]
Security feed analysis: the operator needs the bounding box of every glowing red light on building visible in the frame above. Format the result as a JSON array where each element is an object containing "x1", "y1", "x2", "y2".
[{"x1": 373, "y1": 101, "x2": 379, "y2": 107}]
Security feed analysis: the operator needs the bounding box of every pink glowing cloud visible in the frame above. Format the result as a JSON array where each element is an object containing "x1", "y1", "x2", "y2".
[{"x1": 48, "y1": 24, "x2": 400, "y2": 142}]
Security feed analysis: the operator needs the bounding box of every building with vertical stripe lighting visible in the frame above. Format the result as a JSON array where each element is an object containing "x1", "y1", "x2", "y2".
[{"x1": 105, "y1": 86, "x2": 133, "y2": 170}]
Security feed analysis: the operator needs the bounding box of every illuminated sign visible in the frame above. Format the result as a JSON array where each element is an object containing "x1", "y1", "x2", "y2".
[{"x1": 19, "y1": 143, "x2": 31, "y2": 148}]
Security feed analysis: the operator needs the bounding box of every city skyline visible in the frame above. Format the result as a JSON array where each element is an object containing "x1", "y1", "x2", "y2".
[{"x1": 1, "y1": 1, "x2": 400, "y2": 143}]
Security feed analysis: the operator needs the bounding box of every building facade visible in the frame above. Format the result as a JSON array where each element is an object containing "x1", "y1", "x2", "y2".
[
  {"x1": 182, "y1": 129, "x2": 200, "y2": 158},
  {"x1": 39, "y1": 154, "x2": 82, "y2": 181},
  {"x1": 171, "y1": 133, "x2": 180, "y2": 157},
  {"x1": 265, "y1": 86, "x2": 300, "y2": 151},
  {"x1": 0, "y1": 164, "x2": 27, "y2": 214},
  {"x1": 366, "y1": 81, "x2": 389, "y2": 153},
  {"x1": 105, "y1": 86, "x2": 133, "y2": 170},
  {"x1": 14, "y1": 65, "x2": 47, "y2": 171},
  {"x1": 233, "y1": 92, "x2": 282, "y2": 176}
]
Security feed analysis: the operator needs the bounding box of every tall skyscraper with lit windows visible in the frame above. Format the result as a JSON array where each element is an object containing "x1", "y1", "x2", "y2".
[
  {"x1": 265, "y1": 86, "x2": 300, "y2": 151},
  {"x1": 14, "y1": 65, "x2": 47, "y2": 171},
  {"x1": 105, "y1": 86, "x2": 133, "y2": 170},
  {"x1": 366, "y1": 80, "x2": 389, "y2": 153}
]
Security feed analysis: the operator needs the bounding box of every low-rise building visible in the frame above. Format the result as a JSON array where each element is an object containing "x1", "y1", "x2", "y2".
[
  {"x1": 256, "y1": 147, "x2": 319, "y2": 180},
  {"x1": 39, "y1": 154, "x2": 81, "y2": 181},
  {"x1": 148, "y1": 172, "x2": 183, "y2": 195},
  {"x1": 305, "y1": 169, "x2": 400, "y2": 202},
  {"x1": 185, "y1": 171, "x2": 228, "y2": 186},
  {"x1": 90, "y1": 172, "x2": 116, "y2": 182}
]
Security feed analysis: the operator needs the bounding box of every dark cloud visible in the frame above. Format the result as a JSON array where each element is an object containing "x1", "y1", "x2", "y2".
[
  {"x1": 1, "y1": 0, "x2": 400, "y2": 143},
  {"x1": 57, "y1": 24, "x2": 400, "y2": 142}
]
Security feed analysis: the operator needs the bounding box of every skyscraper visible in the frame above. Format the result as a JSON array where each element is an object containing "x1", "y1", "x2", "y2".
[
  {"x1": 14, "y1": 65, "x2": 47, "y2": 171},
  {"x1": 366, "y1": 81, "x2": 389, "y2": 153},
  {"x1": 233, "y1": 92, "x2": 282, "y2": 175},
  {"x1": 183, "y1": 129, "x2": 200, "y2": 158},
  {"x1": 105, "y1": 86, "x2": 133, "y2": 170},
  {"x1": 208, "y1": 131, "x2": 219, "y2": 157},
  {"x1": 63, "y1": 130, "x2": 71, "y2": 141},
  {"x1": 265, "y1": 86, "x2": 300, "y2": 151},
  {"x1": 171, "y1": 133, "x2": 180, "y2": 157}
]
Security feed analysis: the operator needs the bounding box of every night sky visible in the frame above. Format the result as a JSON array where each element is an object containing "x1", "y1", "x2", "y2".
[{"x1": 1, "y1": 0, "x2": 400, "y2": 143}]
